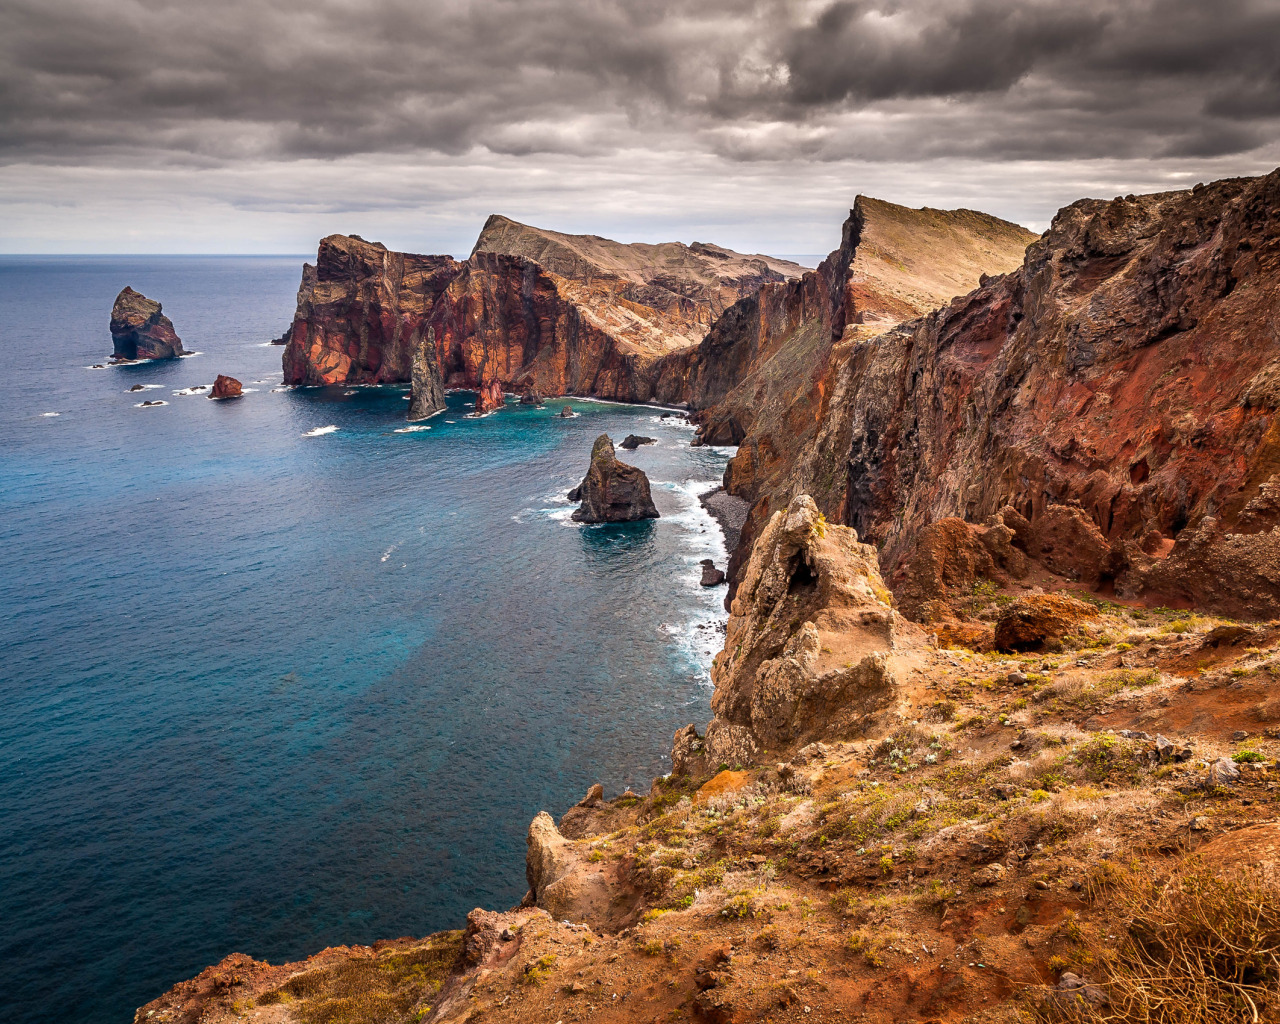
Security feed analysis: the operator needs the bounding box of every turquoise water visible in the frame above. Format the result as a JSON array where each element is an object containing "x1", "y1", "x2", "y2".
[{"x1": 0, "y1": 257, "x2": 731, "y2": 1023}]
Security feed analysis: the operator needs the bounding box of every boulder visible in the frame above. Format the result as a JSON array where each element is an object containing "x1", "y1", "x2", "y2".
[
  {"x1": 619, "y1": 434, "x2": 656, "y2": 450},
  {"x1": 700, "y1": 559, "x2": 727, "y2": 586},
  {"x1": 569, "y1": 435, "x2": 659, "y2": 523},
  {"x1": 519, "y1": 389, "x2": 545, "y2": 406},
  {"x1": 211, "y1": 375, "x2": 242, "y2": 399},
  {"x1": 993, "y1": 594, "x2": 1100, "y2": 652},
  {"x1": 109, "y1": 286, "x2": 185, "y2": 360},
  {"x1": 559, "y1": 405, "x2": 574, "y2": 418}
]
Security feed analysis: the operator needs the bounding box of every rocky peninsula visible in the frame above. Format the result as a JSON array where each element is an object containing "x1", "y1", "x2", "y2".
[{"x1": 142, "y1": 170, "x2": 1280, "y2": 1024}]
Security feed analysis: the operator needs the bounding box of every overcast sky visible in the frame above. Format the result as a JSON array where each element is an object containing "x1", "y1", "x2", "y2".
[{"x1": 2, "y1": 0, "x2": 1278, "y2": 255}]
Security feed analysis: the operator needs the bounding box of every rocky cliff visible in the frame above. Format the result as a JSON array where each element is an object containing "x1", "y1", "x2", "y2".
[
  {"x1": 109, "y1": 286, "x2": 185, "y2": 360},
  {"x1": 281, "y1": 220, "x2": 807, "y2": 402},
  {"x1": 669, "y1": 197, "x2": 1036, "y2": 585},
  {"x1": 787, "y1": 171, "x2": 1280, "y2": 619}
]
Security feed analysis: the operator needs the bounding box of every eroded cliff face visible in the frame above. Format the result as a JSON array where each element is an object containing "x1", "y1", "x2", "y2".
[
  {"x1": 674, "y1": 197, "x2": 1036, "y2": 587},
  {"x1": 282, "y1": 220, "x2": 807, "y2": 401},
  {"x1": 281, "y1": 235, "x2": 463, "y2": 387},
  {"x1": 793, "y1": 171, "x2": 1280, "y2": 618}
]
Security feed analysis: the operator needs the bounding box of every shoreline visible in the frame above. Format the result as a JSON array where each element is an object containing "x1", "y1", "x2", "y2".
[{"x1": 698, "y1": 485, "x2": 749, "y2": 556}]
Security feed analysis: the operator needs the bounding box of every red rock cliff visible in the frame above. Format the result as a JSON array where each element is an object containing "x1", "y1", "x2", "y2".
[{"x1": 796, "y1": 170, "x2": 1280, "y2": 618}]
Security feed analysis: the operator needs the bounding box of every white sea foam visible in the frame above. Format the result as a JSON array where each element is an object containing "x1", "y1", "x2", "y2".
[
  {"x1": 124, "y1": 384, "x2": 164, "y2": 392},
  {"x1": 39, "y1": 411, "x2": 60, "y2": 417},
  {"x1": 301, "y1": 425, "x2": 338, "y2": 437},
  {"x1": 444, "y1": 420, "x2": 456, "y2": 424},
  {"x1": 178, "y1": 351, "x2": 202, "y2": 358},
  {"x1": 343, "y1": 390, "x2": 357, "y2": 396},
  {"x1": 393, "y1": 424, "x2": 431, "y2": 433},
  {"x1": 133, "y1": 400, "x2": 169, "y2": 408},
  {"x1": 380, "y1": 544, "x2": 398, "y2": 563},
  {"x1": 271, "y1": 387, "x2": 289, "y2": 393},
  {"x1": 173, "y1": 385, "x2": 210, "y2": 396}
]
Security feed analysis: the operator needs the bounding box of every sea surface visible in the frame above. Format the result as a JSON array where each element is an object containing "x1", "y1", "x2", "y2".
[{"x1": 0, "y1": 256, "x2": 732, "y2": 1024}]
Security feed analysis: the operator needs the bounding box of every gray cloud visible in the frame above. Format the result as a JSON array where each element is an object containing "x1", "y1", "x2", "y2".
[{"x1": 2, "y1": 0, "x2": 1278, "y2": 167}]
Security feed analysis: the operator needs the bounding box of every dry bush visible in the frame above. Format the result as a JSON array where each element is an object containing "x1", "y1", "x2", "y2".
[{"x1": 1037, "y1": 865, "x2": 1280, "y2": 1024}]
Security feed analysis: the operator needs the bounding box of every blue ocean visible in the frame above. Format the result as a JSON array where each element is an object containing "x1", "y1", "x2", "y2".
[{"x1": 0, "y1": 256, "x2": 731, "y2": 1024}]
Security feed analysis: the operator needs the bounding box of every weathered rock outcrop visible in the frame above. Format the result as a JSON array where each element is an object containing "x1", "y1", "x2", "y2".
[
  {"x1": 109, "y1": 287, "x2": 185, "y2": 360},
  {"x1": 407, "y1": 334, "x2": 446, "y2": 420},
  {"x1": 569, "y1": 435, "x2": 660, "y2": 523},
  {"x1": 211, "y1": 374, "x2": 242, "y2": 399},
  {"x1": 794, "y1": 170, "x2": 1280, "y2": 618},
  {"x1": 675, "y1": 495, "x2": 922, "y2": 772},
  {"x1": 281, "y1": 221, "x2": 806, "y2": 408},
  {"x1": 525, "y1": 811, "x2": 640, "y2": 931},
  {"x1": 619, "y1": 435, "x2": 655, "y2": 450}
]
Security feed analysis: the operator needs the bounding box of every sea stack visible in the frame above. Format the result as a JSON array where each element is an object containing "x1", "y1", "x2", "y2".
[
  {"x1": 619, "y1": 434, "x2": 656, "y2": 450},
  {"x1": 568, "y1": 435, "x2": 660, "y2": 523},
  {"x1": 473, "y1": 379, "x2": 504, "y2": 415},
  {"x1": 211, "y1": 375, "x2": 242, "y2": 399},
  {"x1": 407, "y1": 330, "x2": 445, "y2": 421},
  {"x1": 109, "y1": 287, "x2": 185, "y2": 361},
  {"x1": 558, "y1": 405, "x2": 574, "y2": 418}
]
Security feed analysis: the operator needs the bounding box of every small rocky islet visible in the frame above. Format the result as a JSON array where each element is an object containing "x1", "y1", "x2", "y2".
[
  {"x1": 142, "y1": 169, "x2": 1280, "y2": 1024},
  {"x1": 109, "y1": 286, "x2": 185, "y2": 361},
  {"x1": 567, "y1": 434, "x2": 659, "y2": 523}
]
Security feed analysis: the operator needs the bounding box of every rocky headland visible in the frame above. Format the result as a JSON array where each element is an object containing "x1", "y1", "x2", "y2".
[
  {"x1": 568, "y1": 435, "x2": 660, "y2": 523},
  {"x1": 110, "y1": 287, "x2": 185, "y2": 361},
  {"x1": 142, "y1": 171, "x2": 1280, "y2": 1024}
]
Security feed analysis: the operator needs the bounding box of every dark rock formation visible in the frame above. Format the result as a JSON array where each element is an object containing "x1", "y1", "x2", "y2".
[
  {"x1": 994, "y1": 595, "x2": 1100, "y2": 652},
  {"x1": 569, "y1": 435, "x2": 659, "y2": 523},
  {"x1": 407, "y1": 332, "x2": 445, "y2": 421},
  {"x1": 558, "y1": 405, "x2": 574, "y2": 418},
  {"x1": 699, "y1": 560, "x2": 726, "y2": 586},
  {"x1": 520, "y1": 389, "x2": 544, "y2": 406},
  {"x1": 619, "y1": 435, "x2": 656, "y2": 449},
  {"x1": 211, "y1": 375, "x2": 242, "y2": 399},
  {"x1": 110, "y1": 287, "x2": 185, "y2": 360}
]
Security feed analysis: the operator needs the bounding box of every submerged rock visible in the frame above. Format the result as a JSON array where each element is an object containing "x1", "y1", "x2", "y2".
[
  {"x1": 568, "y1": 435, "x2": 659, "y2": 523},
  {"x1": 109, "y1": 286, "x2": 185, "y2": 360},
  {"x1": 211, "y1": 375, "x2": 242, "y2": 399},
  {"x1": 619, "y1": 434, "x2": 655, "y2": 450}
]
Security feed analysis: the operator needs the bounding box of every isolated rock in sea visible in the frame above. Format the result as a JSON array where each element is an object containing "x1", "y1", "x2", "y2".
[
  {"x1": 211, "y1": 375, "x2": 242, "y2": 399},
  {"x1": 519, "y1": 388, "x2": 544, "y2": 406},
  {"x1": 407, "y1": 328, "x2": 445, "y2": 421},
  {"x1": 700, "y1": 559, "x2": 726, "y2": 586},
  {"x1": 619, "y1": 434, "x2": 656, "y2": 450},
  {"x1": 559, "y1": 405, "x2": 574, "y2": 418},
  {"x1": 473, "y1": 379, "x2": 505, "y2": 415},
  {"x1": 128, "y1": 384, "x2": 146, "y2": 392},
  {"x1": 677, "y1": 495, "x2": 921, "y2": 768},
  {"x1": 109, "y1": 287, "x2": 185, "y2": 360},
  {"x1": 568, "y1": 435, "x2": 659, "y2": 523}
]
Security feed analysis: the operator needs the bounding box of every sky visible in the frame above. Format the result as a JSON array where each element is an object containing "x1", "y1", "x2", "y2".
[{"x1": 2, "y1": 0, "x2": 1278, "y2": 256}]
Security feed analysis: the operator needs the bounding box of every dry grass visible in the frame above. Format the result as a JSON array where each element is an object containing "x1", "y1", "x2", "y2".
[{"x1": 1037, "y1": 866, "x2": 1280, "y2": 1024}]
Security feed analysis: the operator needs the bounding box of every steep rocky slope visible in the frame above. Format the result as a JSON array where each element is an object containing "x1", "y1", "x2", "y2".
[
  {"x1": 280, "y1": 221, "x2": 806, "y2": 403},
  {"x1": 786, "y1": 171, "x2": 1280, "y2": 619},
  {"x1": 668, "y1": 197, "x2": 1035, "y2": 583}
]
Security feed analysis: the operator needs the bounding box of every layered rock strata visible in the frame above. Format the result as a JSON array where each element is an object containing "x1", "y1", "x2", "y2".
[
  {"x1": 109, "y1": 287, "x2": 185, "y2": 360},
  {"x1": 280, "y1": 222, "x2": 806, "y2": 406},
  {"x1": 568, "y1": 435, "x2": 659, "y2": 523},
  {"x1": 793, "y1": 170, "x2": 1280, "y2": 618}
]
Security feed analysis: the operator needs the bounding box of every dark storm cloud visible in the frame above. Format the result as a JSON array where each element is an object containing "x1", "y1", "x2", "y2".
[{"x1": 1, "y1": 0, "x2": 1277, "y2": 166}]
